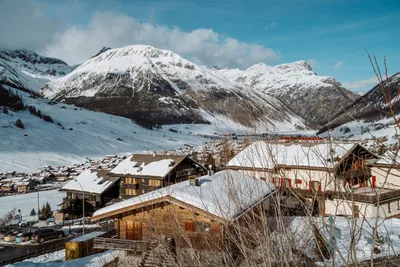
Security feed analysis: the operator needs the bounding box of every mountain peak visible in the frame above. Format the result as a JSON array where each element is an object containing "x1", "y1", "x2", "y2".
[
  {"x1": 90, "y1": 46, "x2": 112, "y2": 59},
  {"x1": 274, "y1": 60, "x2": 313, "y2": 72},
  {"x1": 0, "y1": 49, "x2": 68, "y2": 66}
]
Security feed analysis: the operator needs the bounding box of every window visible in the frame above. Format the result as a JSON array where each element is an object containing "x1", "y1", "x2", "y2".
[
  {"x1": 195, "y1": 222, "x2": 203, "y2": 232},
  {"x1": 125, "y1": 189, "x2": 138, "y2": 196},
  {"x1": 194, "y1": 222, "x2": 212, "y2": 232},
  {"x1": 126, "y1": 178, "x2": 138, "y2": 184},
  {"x1": 149, "y1": 180, "x2": 161, "y2": 186},
  {"x1": 184, "y1": 222, "x2": 195, "y2": 232}
]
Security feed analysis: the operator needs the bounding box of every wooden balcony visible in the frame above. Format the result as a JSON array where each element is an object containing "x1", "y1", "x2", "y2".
[
  {"x1": 93, "y1": 237, "x2": 157, "y2": 253},
  {"x1": 286, "y1": 188, "x2": 400, "y2": 204},
  {"x1": 338, "y1": 168, "x2": 371, "y2": 180}
]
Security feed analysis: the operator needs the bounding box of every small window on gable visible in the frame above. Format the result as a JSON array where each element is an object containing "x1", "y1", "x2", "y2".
[{"x1": 204, "y1": 223, "x2": 211, "y2": 232}]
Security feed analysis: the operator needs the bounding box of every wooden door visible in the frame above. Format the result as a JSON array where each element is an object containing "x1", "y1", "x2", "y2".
[
  {"x1": 133, "y1": 222, "x2": 142, "y2": 240},
  {"x1": 126, "y1": 221, "x2": 134, "y2": 240}
]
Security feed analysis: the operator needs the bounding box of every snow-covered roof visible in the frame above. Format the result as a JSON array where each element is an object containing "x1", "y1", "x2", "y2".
[
  {"x1": 16, "y1": 181, "x2": 30, "y2": 186},
  {"x1": 61, "y1": 169, "x2": 118, "y2": 194},
  {"x1": 92, "y1": 170, "x2": 273, "y2": 222},
  {"x1": 227, "y1": 141, "x2": 356, "y2": 169},
  {"x1": 110, "y1": 154, "x2": 187, "y2": 177}
]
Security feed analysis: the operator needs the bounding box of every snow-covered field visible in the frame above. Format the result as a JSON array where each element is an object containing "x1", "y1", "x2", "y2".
[
  {"x1": 6, "y1": 249, "x2": 119, "y2": 267},
  {"x1": 0, "y1": 189, "x2": 64, "y2": 218},
  {"x1": 0, "y1": 87, "x2": 207, "y2": 173}
]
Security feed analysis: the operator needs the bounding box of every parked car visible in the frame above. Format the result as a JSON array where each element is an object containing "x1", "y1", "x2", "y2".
[
  {"x1": 16, "y1": 232, "x2": 33, "y2": 243},
  {"x1": 33, "y1": 228, "x2": 64, "y2": 243},
  {"x1": 0, "y1": 246, "x2": 5, "y2": 252},
  {"x1": 4, "y1": 232, "x2": 17, "y2": 242}
]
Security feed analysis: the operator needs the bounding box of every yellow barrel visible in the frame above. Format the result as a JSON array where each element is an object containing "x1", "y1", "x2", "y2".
[{"x1": 65, "y1": 241, "x2": 82, "y2": 261}]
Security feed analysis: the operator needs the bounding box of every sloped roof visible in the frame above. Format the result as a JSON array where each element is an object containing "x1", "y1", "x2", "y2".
[
  {"x1": 61, "y1": 169, "x2": 118, "y2": 194},
  {"x1": 92, "y1": 170, "x2": 274, "y2": 222},
  {"x1": 110, "y1": 154, "x2": 187, "y2": 178},
  {"x1": 227, "y1": 141, "x2": 355, "y2": 169}
]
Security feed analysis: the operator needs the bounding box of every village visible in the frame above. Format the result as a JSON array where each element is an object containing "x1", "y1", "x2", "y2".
[{"x1": 1, "y1": 134, "x2": 400, "y2": 266}]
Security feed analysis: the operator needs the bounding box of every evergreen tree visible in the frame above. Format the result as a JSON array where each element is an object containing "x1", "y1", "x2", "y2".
[
  {"x1": 30, "y1": 208, "x2": 36, "y2": 216},
  {"x1": 39, "y1": 202, "x2": 53, "y2": 220}
]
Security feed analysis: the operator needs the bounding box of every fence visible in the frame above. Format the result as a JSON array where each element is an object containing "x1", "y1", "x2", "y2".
[{"x1": 0, "y1": 243, "x2": 65, "y2": 267}]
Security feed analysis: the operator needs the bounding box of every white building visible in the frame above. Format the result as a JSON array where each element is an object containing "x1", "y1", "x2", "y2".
[{"x1": 226, "y1": 141, "x2": 400, "y2": 219}]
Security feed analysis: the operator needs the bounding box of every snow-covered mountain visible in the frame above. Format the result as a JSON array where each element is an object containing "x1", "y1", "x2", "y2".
[
  {"x1": 41, "y1": 45, "x2": 309, "y2": 131},
  {"x1": 0, "y1": 49, "x2": 73, "y2": 92},
  {"x1": 318, "y1": 72, "x2": 400, "y2": 135},
  {"x1": 217, "y1": 61, "x2": 358, "y2": 125}
]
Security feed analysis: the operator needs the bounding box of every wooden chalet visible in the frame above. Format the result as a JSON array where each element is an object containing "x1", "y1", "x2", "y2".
[
  {"x1": 110, "y1": 154, "x2": 207, "y2": 200},
  {"x1": 91, "y1": 170, "x2": 274, "y2": 257},
  {"x1": 16, "y1": 181, "x2": 30, "y2": 193},
  {"x1": 0, "y1": 183, "x2": 13, "y2": 193},
  {"x1": 59, "y1": 169, "x2": 120, "y2": 220}
]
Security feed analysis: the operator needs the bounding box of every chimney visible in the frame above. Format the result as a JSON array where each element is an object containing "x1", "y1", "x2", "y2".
[
  {"x1": 152, "y1": 151, "x2": 156, "y2": 157},
  {"x1": 189, "y1": 177, "x2": 200, "y2": 186}
]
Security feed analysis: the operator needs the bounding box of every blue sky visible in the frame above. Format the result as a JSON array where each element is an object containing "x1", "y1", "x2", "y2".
[{"x1": 1, "y1": 0, "x2": 399, "y2": 91}]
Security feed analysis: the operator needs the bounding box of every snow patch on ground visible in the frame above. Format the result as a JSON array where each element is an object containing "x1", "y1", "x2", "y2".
[
  {"x1": 0, "y1": 189, "x2": 64, "y2": 218},
  {"x1": 6, "y1": 249, "x2": 120, "y2": 267}
]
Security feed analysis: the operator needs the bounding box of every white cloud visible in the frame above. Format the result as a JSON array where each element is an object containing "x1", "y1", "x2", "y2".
[
  {"x1": 344, "y1": 76, "x2": 378, "y2": 90},
  {"x1": 44, "y1": 12, "x2": 279, "y2": 68},
  {"x1": 264, "y1": 22, "x2": 278, "y2": 30},
  {"x1": 334, "y1": 61, "x2": 344, "y2": 68},
  {"x1": 307, "y1": 59, "x2": 317, "y2": 69}
]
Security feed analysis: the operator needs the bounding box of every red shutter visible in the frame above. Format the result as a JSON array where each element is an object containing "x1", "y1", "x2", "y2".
[
  {"x1": 372, "y1": 176, "x2": 376, "y2": 188},
  {"x1": 272, "y1": 177, "x2": 275, "y2": 183},
  {"x1": 185, "y1": 222, "x2": 195, "y2": 232},
  {"x1": 309, "y1": 182, "x2": 313, "y2": 191},
  {"x1": 318, "y1": 182, "x2": 322, "y2": 192}
]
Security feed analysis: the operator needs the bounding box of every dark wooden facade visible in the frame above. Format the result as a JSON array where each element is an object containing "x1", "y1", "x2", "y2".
[
  {"x1": 60, "y1": 175, "x2": 120, "y2": 220},
  {"x1": 116, "y1": 156, "x2": 207, "y2": 200}
]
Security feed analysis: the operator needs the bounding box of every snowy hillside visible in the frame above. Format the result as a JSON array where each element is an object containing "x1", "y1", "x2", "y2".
[
  {"x1": 318, "y1": 72, "x2": 400, "y2": 136},
  {"x1": 0, "y1": 49, "x2": 73, "y2": 92},
  {"x1": 40, "y1": 45, "x2": 311, "y2": 131},
  {"x1": 0, "y1": 86, "x2": 211, "y2": 173},
  {"x1": 217, "y1": 61, "x2": 357, "y2": 125}
]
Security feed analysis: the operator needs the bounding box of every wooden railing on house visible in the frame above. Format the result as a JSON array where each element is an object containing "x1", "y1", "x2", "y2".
[
  {"x1": 93, "y1": 237, "x2": 158, "y2": 253},
  {"x1": 338, "y1": 168, "x2": 372, "y2": 180},
  {"x1": 287, "y1": 188, "x2": 400, "y2": 204}
]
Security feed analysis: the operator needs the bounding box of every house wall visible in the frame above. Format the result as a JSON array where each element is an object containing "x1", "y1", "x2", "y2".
[
  {"x1": 117, "y1": 203, "x2": 221, "y2": 250},
  {"x1": 119, "y1": 158, "x2": 206, "y2": 200},
  {"x1": 241, "y1": 169, "x2": 338, "y2": 192},
  {"x1": 371, "y1": 167, "x2": 400, "y2": 189},
  {"x1": 325, "y1": 199, "x2": 400, "y2": 218}
]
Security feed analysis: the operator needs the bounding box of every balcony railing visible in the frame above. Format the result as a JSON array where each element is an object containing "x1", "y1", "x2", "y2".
[
  {"x1": 93, "y1": 237, "x2": 157, "y2": 252},
  {"x1": 338, "y1": 168, "x2": 371, "y2": 180},
  {"x1": 286, "y1": 188, "x2": 400, "y2": 204}
]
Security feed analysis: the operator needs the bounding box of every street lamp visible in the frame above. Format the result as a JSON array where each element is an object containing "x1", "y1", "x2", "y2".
[{"x1": 73, "y1": 179, "x2": 85, "y2": 235}]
